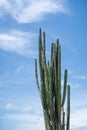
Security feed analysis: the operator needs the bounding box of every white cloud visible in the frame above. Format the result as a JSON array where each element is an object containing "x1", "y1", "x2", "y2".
[
  {"x1": 71, "y1": 47, "x2": 78, "y2": 54},
  {"x1": 75, "y1": 75, "x2": 87, "y2": 80},
  {"x1": 1, "y1": 113, "x2": 45, "y2": 130},
  {"x1": 0, "y1": 0, "x2": 10, "y2": 17},
  {"x1": 68, "y1": 69, "x2": 73, "y2": 74},
  {"x1": 0, "y1": 0, "x2": 68, "y2": 23},
  {"x1": 0, "y1": 29, "x2": 36, "y2": 56},
  {"x1": 71, "y1": 108, "x2": 87, "y2": 128},
  {"x1": 20, "y1": 106, "x2": 32, "y2": 112},
  {"x1": 15, "y1": 65, "x2": 24, "y2": 74},
  {"x1": 0, "y1": 102, "x2": 44, "y2": 130},
  {"x1": 69, "y1": 81, "x2": 80, "y2": 88},
  {"x1": 5, "y1": 103, "x2": 13, "y2": 109}
]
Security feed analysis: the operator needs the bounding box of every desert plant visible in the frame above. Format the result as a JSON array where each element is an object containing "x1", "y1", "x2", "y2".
[{"x1": 35, "y1": 28, "x2": 70, "y2": 130}]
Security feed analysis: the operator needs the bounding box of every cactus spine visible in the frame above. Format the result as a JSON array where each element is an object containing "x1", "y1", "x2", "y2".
[{"x1": 35, "y1": 28, "x2": 70, "y2": 130}]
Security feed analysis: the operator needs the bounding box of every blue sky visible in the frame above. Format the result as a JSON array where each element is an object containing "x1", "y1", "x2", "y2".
[{"x1": 0, "y1": 0, "x2": 87, "y2": 130}]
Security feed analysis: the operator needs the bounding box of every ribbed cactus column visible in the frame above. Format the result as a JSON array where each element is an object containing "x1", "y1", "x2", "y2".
[{"x1": 35, "y1": 28, "x2": 70, "y2": 130}]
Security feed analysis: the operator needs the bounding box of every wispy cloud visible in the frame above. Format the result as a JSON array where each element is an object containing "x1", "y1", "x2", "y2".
[
  {"x1": 0, "y1": 29, "x2": 36, "y2": 56},
  {"x1": 71, "y1": 47, "x2": 78, "y2": 54},
  {"x1": 15, "y1": 65, "x2": 24, "y2": 74},
  {"x1": 5, "y1": 103, "x2": 13, "y2": 110},
  {"x1": 68, "y1": 69, "x2": 73, "y2": 74},
  {"x1": 0, "y1": 0, "x2": 10, "y2": 17},
  {"x1": 20, "y1": 106, "x2": 32, "y2": 112},
  {"x1": 69, "y1": 82, "x2": 80, "y2": 88},
  {"x1": 0, "y1": 0, "x2": 68, "y2": 23},
  {"x1": 71, "y1": 108, "x2": 87, "y2": 128},
  {"x1": 1, "y1": 113, "x2": 45, "y2": 130},
  {"x1": 4, "y1": 103, "x2": 41, "y2": 113},
  {"x1": 74, "y1": 75, "x2": 87, "y2": 80}
]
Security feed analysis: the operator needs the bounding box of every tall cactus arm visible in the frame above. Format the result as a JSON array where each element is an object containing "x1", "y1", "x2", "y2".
[
  {"x1": 61, "y1": 69, "x2": 68, "y2": 107},
  {"x1": 57, "y1": 43, "x2": 61, "y2": 125},
  {"x1": 43, "y1": 32, "x2": 46, "y2": 58},
  {"x1": 35, "y1": 58, "x2": 41, "y2": 97},
  {"x1": 63, "y1": 112, "x2": 65, "y2": 130},
  {"x1": 38, "y1": 28, "x2": 43, "y2": 81},
  {"x1": 66, "y1": 85, "x2": 70, "y2": 130}
]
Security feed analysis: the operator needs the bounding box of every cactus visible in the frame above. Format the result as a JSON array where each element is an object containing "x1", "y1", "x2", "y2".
[{"x1": 35, "y1": 28, "x2": 70, "y2": 130}]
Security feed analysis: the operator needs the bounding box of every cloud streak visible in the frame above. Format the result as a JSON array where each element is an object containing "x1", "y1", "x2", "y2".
[
  {"x1": 1, "y1": 113, "x2": 45, "y2": 130},
  {"x1": 0, "y1": 0, "x2": 68, "y2": 23},
  {"x1": 0, "y1": 29, "x2": 36, "y2": 56},
  {"x1": 74, "y1": 75, "x2": 87, "y2": 80},
  {"x1": 5, "y1": 103, "x2": 13, "y2": 110},
  {"x1": 71, "y1": 108, "x2": 87, "y2": 129},
  {"x1": 15, "y1": 65, "x2": 24, "y2": 74}
]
